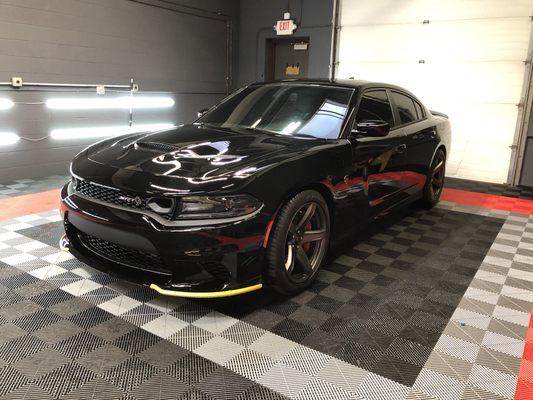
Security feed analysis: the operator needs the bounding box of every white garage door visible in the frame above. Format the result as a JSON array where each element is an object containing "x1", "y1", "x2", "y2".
[{"x1": 336, "y1": 0, "x2": 532, "y2": 183}]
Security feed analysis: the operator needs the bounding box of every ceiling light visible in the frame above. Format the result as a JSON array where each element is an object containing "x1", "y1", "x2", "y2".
[
  {"x1": 0, "y1": 132, "x2": 19, "y2": 145},
  {"x1": 46, "y1": 96, "x2": 175, "y2": 110},
  {"x1": 0, "y1": 99, "x2": 14, "y2": 110},
  {"x1": 50, "y1": 123, "x2": 175, "y2": 140}
]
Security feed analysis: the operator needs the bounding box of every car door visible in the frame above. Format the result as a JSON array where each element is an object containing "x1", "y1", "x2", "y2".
[
  {"x1": 347, "y1": 89, "x2": 410, "y2": 218},
  {"x1": 389, "y1": 91, "x2": 438, "y2": 196}
]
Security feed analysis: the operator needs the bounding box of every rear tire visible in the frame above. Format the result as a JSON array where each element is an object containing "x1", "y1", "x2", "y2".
[
  {"x1": 265, "y1": 190, "x2": 330, "y2": 295},
  {"x1": 420, "y1": 148, "x2": 446, "y2": 208}
]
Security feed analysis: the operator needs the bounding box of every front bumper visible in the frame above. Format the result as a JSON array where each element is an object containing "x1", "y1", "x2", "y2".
[{"x1": 60, "y1": 183, "x2": 268, "y2": 296}]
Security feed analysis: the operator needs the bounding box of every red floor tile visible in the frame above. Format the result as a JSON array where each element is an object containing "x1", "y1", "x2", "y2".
[
  {"x1": 442, "y1": 188, "x2": 533, "y2": 215},
  {"x1": 0, "y1": 189, "x2": 60, "y2": 221}
]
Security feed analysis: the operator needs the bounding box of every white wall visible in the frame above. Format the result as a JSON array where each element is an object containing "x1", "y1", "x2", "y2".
[{"x1": 336, "y1": 0, "x2": 533, "y2": 183}]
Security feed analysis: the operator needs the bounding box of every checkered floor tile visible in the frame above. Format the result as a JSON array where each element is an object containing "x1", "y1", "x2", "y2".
[
  {"x1": 446, "y1": 178, "x2": 533, "y2": 200},
  {"x1": 0, "y1": 176, "x2": 68, "y2": 199},
  {"x1": 0, "y1": 199, "x2": 531, "y2": 398},
  {"x1": 208, "y1": 207, "x2": 503, "y2": 388}
]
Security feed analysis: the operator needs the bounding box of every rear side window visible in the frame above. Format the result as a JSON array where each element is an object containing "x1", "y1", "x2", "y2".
[
  {"x1": 391, "y1": 92, "x2": 417, "y2": 125},
  {"x1": 414, "y1": 101, "x2": 424, "y2": 120},
  {"x1": 356, "y1": 90, "x2": 395, "y2": 127}
]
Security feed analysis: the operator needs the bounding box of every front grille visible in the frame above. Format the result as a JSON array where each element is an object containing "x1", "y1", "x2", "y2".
[
  {"x1": 79, "y1": 233, "x2": 170, "y2": 275},
  {"x1": 75, "y1": 180, "x2": 173, "y2": 219}
]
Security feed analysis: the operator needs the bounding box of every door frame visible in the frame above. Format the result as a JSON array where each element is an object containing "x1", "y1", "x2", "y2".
[
  {"x1": 508, "y1": 28, "x2": 533, "y2": 186},
  {"x1": 264, "y1": 36, "x2": 310, "y2": 81}
]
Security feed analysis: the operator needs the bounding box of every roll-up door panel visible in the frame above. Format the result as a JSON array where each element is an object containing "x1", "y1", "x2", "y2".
[
  {"x1": 338, "y1": 0, "x2": 532, "y2": 183},
  {"x1": 340, "y1": 0, "x2": 533, "y2": 25}
]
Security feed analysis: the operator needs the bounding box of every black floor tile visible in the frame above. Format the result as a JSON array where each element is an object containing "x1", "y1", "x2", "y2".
[
  {"x1": 212, "y1": 209, "x2": 502, "y2": 387},
  {"x1": 445, "y1": 177, "x2": 533, "y2": 200}
]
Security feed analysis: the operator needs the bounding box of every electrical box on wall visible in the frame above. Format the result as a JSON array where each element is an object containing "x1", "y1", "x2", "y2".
[
  {"x1": 294, "y1": 42, "x2": 308, "y2": 51},
  {"x1": 11, "y1": 77, "x2": 22, "y2": 88}
]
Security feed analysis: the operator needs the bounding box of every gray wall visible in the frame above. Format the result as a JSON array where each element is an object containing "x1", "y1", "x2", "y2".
[
  {"x1": 238, "y1": 0, "x2": 334, "y2": 86},
  {"x1": 0, "y1": 0, "x2": 239, "y2": 181}
]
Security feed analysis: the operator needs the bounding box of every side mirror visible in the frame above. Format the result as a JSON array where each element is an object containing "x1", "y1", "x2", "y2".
[
  {"x1": 352, "y1": 120, "x2": 390, "y2": 138},
  {"x1": 197, "y1": 108, "x2": 209, "y2": 118}
]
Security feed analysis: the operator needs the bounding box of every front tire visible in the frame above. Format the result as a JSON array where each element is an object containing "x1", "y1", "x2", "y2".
[
  {"x1": 266, "y1": 190, "x2": 330, "y2": 295},
  {"x1": 420, "y1": 148, "x2": 446, "y2": 208}
]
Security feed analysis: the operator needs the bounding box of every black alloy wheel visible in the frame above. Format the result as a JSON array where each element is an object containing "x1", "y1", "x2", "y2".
[
  {"x1": 421, "y1": 148, "x2": 446, "y2": 208},
  {"x1": 284, "y1": 201, "x2": 329, "y2": 283},
  {"x1": 266, "y1": 190, "x2": 330, "y2": 295}
]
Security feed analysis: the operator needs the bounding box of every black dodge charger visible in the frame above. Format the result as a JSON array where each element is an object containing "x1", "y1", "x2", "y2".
[{"x1": 60, "y1": 79, "x2": 451, "y2": 297}]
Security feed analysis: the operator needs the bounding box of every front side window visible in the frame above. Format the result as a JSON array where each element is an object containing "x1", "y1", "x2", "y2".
[
  {"x1": 355, "y1": 90, "x2": 395, "y2": 127},
  {"x1": 391, "y1": 91, "x2": 417, "y2": 125},
  {"x1": 197, "y1": 84, "x2": 353, "y2": 139}
]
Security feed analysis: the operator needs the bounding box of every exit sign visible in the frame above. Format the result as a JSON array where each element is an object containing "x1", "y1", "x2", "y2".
[{"x1": 275, "y1": 19, "x2": 297, "y2": 35}]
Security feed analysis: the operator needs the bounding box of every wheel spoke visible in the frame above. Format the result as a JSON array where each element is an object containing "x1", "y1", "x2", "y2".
[
  {"x1": 295, "y1": 247, "x2": 313, "y2": 275},
  {"x1": 302, "y1": 229, "x2": 326, "y2": 243},
  {"x1": 285, "y1": 244, "x2": 295, "y2": 273},
  {"x1": 433, "y1": 160, "x2": 444, "y2": 173},
  {"x1": 294, "y1": 203, "x2": 316, "y2": 232},
  {"x1": 432, "y1": 176, "x2": 440, "y2": 187}
]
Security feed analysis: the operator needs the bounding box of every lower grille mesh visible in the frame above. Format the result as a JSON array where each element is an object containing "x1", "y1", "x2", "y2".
[
  {"x1": 203, "y1": 261, "x2": 231, "y2": 281},
  {"x1": 79, "y1": 233, "x2": 170, "y2": 274}
]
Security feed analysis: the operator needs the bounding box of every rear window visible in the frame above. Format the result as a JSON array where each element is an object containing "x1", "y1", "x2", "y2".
[
  {"x1": 391, "y1": 92, "x2": 417, "y2": 125},
  {"x1": 414, "y1": 101, "x2": 424, "y2": 120}
]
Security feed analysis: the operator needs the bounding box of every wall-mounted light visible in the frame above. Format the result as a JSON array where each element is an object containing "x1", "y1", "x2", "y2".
[
  {"x1": 50, "y1": 123, "x2": 175, "y2": 140},
  {"x1": 46, "y1": 96, "x2": 175, "y2": 110},
  {"x1": 0, "y1": 132, "x2": 20, "y2": 146},
  {"x1": 0, "y1": 99, "x2": 14, "y2": 110}
]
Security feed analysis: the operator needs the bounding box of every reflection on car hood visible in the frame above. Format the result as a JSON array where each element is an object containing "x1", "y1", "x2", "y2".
[{"x1": 84, "y1": 124, "x2": 316, "y2": 192}]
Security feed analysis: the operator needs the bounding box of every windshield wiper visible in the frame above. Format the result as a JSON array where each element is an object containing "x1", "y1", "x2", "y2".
[
  {"x1": 236, "y1": 126, "x2": 319, "y2": 139},
  {"x1": 287, "y1": 133, "x2": 318, "y2": 139}
]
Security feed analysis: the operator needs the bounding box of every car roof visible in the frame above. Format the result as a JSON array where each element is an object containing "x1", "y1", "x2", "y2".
[{"x1": 250, "y1": 78, "x2": 408, "y2": 92}]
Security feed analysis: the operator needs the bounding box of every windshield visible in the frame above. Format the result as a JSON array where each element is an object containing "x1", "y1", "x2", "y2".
[{"x1": 197, "y1": 83, "x2": 354, "y2": 139}]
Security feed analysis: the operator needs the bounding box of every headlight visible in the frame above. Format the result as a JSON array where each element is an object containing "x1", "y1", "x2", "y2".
[{"x1": 175, "y1": 194, "x2": 262, "y2": 220}]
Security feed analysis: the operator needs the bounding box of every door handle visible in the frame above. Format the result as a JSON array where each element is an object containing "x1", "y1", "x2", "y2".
[
  {"x1": 395, "y1": 144, "x2": 407, "y2": 154},
  {"x1": 413, "y1": 131, "x2": 437, "y2": 140}
]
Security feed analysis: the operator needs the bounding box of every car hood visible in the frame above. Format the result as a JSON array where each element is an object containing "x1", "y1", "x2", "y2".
[{"x1": 81, "y1": 124, "x2": 318, "y2": 194}]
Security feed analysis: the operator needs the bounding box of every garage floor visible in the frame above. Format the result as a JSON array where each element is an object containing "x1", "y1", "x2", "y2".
[{"x1": 0, "y1": 176, "x2": 532, "y2": 399}]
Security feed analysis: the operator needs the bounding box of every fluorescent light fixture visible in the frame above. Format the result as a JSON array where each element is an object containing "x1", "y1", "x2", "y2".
[
  {"x1": 51, "y1": 123, "x2": 175, "y2": 140},
  {"x1": 0, "y1": 132, "x2": 20, "y2": 146},
  {"x1": 0, "y1": 99, "x2": 14, "y2": 110},
  {"x1": 46, "y1": 96, "x2": 175, "y2": 110}
]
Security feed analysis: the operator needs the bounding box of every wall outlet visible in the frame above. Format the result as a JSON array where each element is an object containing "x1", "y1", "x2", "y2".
[{"x1": 11, "y1": 77, "x2": 22, "y2": 87}]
